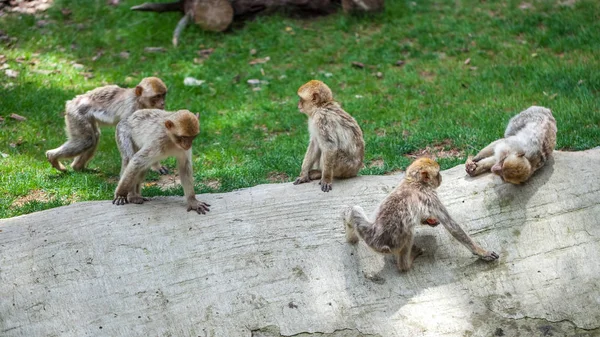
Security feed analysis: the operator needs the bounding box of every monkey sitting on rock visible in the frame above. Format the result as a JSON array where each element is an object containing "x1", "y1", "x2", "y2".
[
  {"x1": 344, "y1": 157, "x2": 499, "y2": 272},
  {"x1": 113, "y1": 109, "x2": 210, "y2": 215},
  {"x1": 465, "y1": 106, "x2": 557, "y2": 184},
  {"x1": 293, "y1": 80, "x2": 365, "y2": 192}
]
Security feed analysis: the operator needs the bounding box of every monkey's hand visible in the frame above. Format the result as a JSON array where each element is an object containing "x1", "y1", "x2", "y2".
[
  {"x1": 465, "y1": 157, "x2": 478, "y2": 177},
  {"x1": 113, "y1": 195, "x2": 128, "y2": 206},
  {"x1": 422, "y1": 218, "x2": 440, "y2": 227},
  {"x1": 187, "y1": 199, "x2": 211, "y2": 215},
  {"x1": 477, "y1": 250, "x2": 500, "y2": 261},
  {"x1": 293, "y1": 175, "x2": 311, "y2": 185}
]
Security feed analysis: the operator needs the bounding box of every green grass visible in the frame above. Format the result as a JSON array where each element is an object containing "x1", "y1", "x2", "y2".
[{"x1": 1, "y1": 0, "x2": 599, "y2": 218}]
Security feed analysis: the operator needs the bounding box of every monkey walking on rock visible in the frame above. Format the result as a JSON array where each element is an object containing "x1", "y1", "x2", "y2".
[
  {"x1": 46, "y1": 77, "x2": 169, "y2": 173},
  {"x1": 344, "y1": 158, "x2": 499, "y2": 272},
  {"x1": 113, "y1": 109, "x2": 210, "y2": 215},
  {"x1": 465, "y1": 106, "x2": 557, "y2": 184}
]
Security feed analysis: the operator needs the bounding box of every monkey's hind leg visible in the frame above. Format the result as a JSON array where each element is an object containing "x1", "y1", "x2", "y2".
[
  {"x1": 395, "y1": 237, "x2": 422, "y2": 272},
  {"x1": 342, "y1": 206, "x2": 360, "y2": 244},
  {"x1": 47, "y1": 117, "x2": 97, "y2": 172},
  {"x1": 71, "y1": 126, "x2": 100, "y2": 171},
  {"x1": 466, "y1": 156, "x2": 496, "y2": 177}
]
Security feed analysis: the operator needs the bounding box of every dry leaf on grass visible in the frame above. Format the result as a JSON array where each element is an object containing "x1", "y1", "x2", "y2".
[
  {"x1": 249, "y1": 57, "x2": 270, "y2": 65},
  {"x1": 9, "y1": 113, "x2": 26, "y2": 121}
]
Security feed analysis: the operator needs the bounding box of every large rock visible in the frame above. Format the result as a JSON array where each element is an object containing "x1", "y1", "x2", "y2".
[{"x1": 1, "y1": 150, "x2": 599, "y2": 337}]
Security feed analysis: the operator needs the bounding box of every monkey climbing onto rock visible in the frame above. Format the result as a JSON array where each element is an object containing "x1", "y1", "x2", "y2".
[
  {"x1": 343, "y1": 157, "x2": 499, "y2": 272},
  {"x1": 465, "y1": 106, "x2": 557, "y2": 184},
  {"x1": 113, "y1": 109, "x2": 210, "y2": 214},
  {"x1": 293, "y1": 80, "x2": 365, "y2": 192},
  {"x1": 46, "y1": 77, "x2": 169, "y2": 173}
]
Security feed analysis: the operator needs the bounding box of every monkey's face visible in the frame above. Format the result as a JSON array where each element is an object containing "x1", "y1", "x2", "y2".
[
  {"x1": 174, "y1": 134, "x2": 198, "y2": 151},
  {"x1": 497, "y1": 155, "x2": 531, "y2": 184},
  {"x1": 139, "y1": 93, "x2": 166, "y2": 109}
]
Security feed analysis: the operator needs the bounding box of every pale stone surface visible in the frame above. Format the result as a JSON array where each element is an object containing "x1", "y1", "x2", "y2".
[{"x1": 1, "y1": 150, "x2": 599, "y2": 337}]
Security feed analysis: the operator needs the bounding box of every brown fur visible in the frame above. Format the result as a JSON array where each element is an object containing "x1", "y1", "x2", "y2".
[
  {"x1": 114, "y1": 109, "x2": 209, "y2": 214},
  {"x1": 46, "y1": 77, "x2": 168, "y2": 172},
  {"x1": 344, "y1": 158, "x2": 499, "y2": 272},
  {"x1": 294, "y1": 80, "x2": 365, "y2": 192}
]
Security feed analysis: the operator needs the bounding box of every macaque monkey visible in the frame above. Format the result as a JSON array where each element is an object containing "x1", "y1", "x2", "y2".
[
  {"x1": 293, "y1": 80, "x2": 365, "y2": 192},
  {"x1": 113, "y1": 109, "x2": 210, "y2": 214},
  {"x1": 344, "y1": 158, "x2": 499, "y2": 272},
  {"x1": 465, "y1": 106, "x2": 557, "y2": 184},
  {"x1": 46, "y1": 77, "x2": 169, "y2": 173}
]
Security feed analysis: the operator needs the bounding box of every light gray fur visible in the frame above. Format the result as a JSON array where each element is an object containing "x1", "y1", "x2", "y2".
[
  {"x1": 344, "y1": 160, "x2": 499, "y2": 272},
  {"x1": 466, "y1": 106, "x2": 557, "y2": 181},
  {"x1": 114, "y1": 109, "x2": 210, "y2": 214},
  {"x1": 45, "y1": 78, "x2": 167, "y2": 172}
]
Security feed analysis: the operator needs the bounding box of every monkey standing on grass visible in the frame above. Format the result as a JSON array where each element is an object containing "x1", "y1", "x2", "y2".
[
  {"x1": 46, "y1": 77, "x2": 169, "y2": 173},
  {"x1": 113, "y1": 109, "x2": 210, "y2": 215},
  {"x1": 465, "y1": 106, "x2": 557, "y2": 184},
  {"x1": 344, "y1": 158, "x2": 499, "y2": 272},
  {"x1": 293, "y1": 80, "x2": 365, "y2": 192}
]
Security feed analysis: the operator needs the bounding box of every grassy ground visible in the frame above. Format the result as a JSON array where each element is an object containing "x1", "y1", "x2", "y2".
[{"x1": 0, "y1": 0, "x2": 599, "y2": 218}]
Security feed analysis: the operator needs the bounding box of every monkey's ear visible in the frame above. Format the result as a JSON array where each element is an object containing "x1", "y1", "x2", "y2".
[
  {"x1": 165, "y1": 120, "x2": 174, "y2": 130},
  {"x1": 135, "y1": 86, "x2": 143, "y2": 97},
  {"x1": 420, "y1": 171, "x2": 430, "y2": 183},
  {"x1": 312, "y1": 92, "x2": 320, "y2": 102},
  {"x1": 195, "y1": 113, "x2": 199, "y2": 119},
  {"x1": 491, "y1": 163, "x2": 503, "y2": 174},
  {"x1": 517, "y1": 152, "x2": 525, "y2": 157}
]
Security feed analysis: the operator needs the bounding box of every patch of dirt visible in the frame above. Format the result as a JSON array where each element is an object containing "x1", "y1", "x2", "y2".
[
  {"x1": 368, "y1": 159, "x2": 384, "y2": 169},
  {"x1": 267, "y1": 172, "x2": 288, "y2": 183},
  {"x1": 2, "y1": 0, "x2": 53, "y2": 14},
  {"x1": 419, "y1": 70, "x2": 436, "y2": 82},
  {"x1": 203, "y1": 179, "x2": 221, "y2": 190},
  {"x1": 384, "y1": 169, "x2": 404, "y2": 176},
  {"x1": 148, "y1": 174, "x2": 180, "y2": 190},
  {"x1": 405, "y1": 139, "x2": 464, "y2": 160},
  {"x1": 11, "y1": 189, "x2": 51, "y2": 208}
]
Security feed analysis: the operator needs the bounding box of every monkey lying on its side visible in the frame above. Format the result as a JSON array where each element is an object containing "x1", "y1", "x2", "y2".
[{"x1": 466, "y1": 106, "x2": 557, "y2": 184}]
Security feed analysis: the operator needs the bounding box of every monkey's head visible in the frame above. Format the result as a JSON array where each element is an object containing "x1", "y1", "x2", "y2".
[
  {"x1": 165, "y1": 110, "x2": 200, "y2": 151},
  {"x1": 136, "y1": 77, "x2": 168, "y2": 110},
  {"x1": 405, "y1": 157, "x2": 442, "y2": 188},
  {"x1": 492, "y1": 152, "x2": 531, "y2": 184},
  {"x1": 297, "y1": 80, "x2": 333, "y2": 114}
]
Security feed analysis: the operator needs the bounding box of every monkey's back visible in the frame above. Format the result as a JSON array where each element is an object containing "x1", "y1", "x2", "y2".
[
  {"x1": 121, "y1": 109, "x2": 170, "y2": 148},
  {"x1": 365, "y1": 183, "x2": 426, "y2": 251},
  {"x1": 313, "y1": 103, "x2": 365, "y2": 160},
  {"x1": 505, "y1": 106, "x2": 557, "y2": 162}
]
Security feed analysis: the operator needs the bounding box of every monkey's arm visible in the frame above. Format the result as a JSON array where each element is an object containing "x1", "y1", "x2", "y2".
[
  {"x1": 319, "y1": 148, "x2": 336, "y2": 192},
  {"x1": 113, "y1": 148, "x2": 155, "y2": 205},
  {"x1": 435, "y1": 205, "x2": 499, "y2": 261},
  {"x1": 472, "y1": 139, "x2": 503, "y2": 162},
  {"x1": 294, "y1": 139, "x2": 321, "y2": 184},
  {"x1": 177, "y1": 151, "x2": 210, "y2": 214}
]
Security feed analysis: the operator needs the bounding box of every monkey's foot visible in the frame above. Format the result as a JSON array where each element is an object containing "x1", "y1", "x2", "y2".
[
  {"x1": 152, "y1": 165, "x2": 169, "y2": 175},
  {"x1": 320, "y1": 180, "x2": 332, "y2": 192},
  {"x1": 128, "y1": 196, "x2": 149, "y2": 204},
  {"x1": 46, "y1": 151, "x2": 66, "y2": 172},
  {"x1": 112, "y1": 195, "x2": 128, "y2": 205},
  {"x1": 411, "y1": 245, "x2": 424, "y2": 261},
  {"x1": 187, "y1": 200, "x2": 211, "y2": 215},
  {"x1": 293, "y1": 176, "x2": 311, "y2": 185},
  {"x1": 478, "y1": 250, "x2": 500, "y2": 261},
  {"x1": 465, "y1": 157, "x2": 478, "y2": 177}
]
